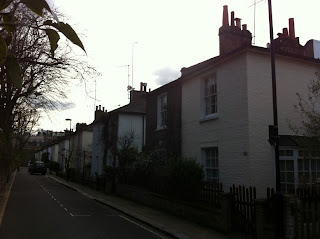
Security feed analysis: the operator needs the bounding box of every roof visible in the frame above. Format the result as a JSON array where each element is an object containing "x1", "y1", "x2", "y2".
[
  {"x1": 179, "y1": 45, "x2": 320, "y2": 81},
  {"x1": 279, "y1": 135, "x2": 320, "y2": 148}
]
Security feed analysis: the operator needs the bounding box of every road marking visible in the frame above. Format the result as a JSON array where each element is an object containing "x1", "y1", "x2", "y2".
[
  {"x1": 119, "y1": 215, "x2": 168, "y2": 239},
  {"x1": 41, "y1": 184, "x2": 91, "y2": 218},
  {"x1": 69, "y1": 213, "x2": 91, "y2": 217}
]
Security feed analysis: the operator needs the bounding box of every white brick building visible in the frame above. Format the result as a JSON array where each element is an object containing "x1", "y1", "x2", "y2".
[{"x1": 180, "y1": 6, "x2": 320, "y2": 196}]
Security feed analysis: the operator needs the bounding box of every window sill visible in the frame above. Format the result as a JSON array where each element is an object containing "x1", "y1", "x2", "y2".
[
  {"x1": 199, "y1": 114, "x2": 219, "y2": 123},
  {"x1": 156, "y1": 126, "x2": 167, "y2": 131}
]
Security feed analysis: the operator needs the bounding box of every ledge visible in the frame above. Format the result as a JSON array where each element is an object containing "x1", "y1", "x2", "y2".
[{"x1": 199, "y1": 115, "x2": 219, "y2": 123}]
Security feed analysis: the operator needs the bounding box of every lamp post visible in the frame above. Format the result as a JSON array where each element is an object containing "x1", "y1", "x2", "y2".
[
  {"x1": 65, "y1": 118, "x2": 72, "y2": 131},
  {"x1": 267, "y1": 0, "x2": 280, "y2": 193},
  {"x1": 65, "y1": 118, "x2": 72, "y2": 177}
]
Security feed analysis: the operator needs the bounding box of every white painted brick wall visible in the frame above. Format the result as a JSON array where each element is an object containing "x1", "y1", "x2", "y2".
[
  {"x1": 182, "y1": 49, "x2": 320, "y2": 197},
  {"x1": 182, "y1": 54, "x2": 251, "y2": 193}
]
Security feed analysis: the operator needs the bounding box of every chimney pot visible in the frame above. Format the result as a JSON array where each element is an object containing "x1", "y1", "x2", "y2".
[
  {"x1": 231, "y1": 11, "x2": 235, "y2": 27},
  {"x1": 283, "y1": 28, "x2": 289, "y2": 37},
  {"x1": 289, "y1": 18, "x2": 295, "y2": 39},
  {"x1": 235, "y1": 18, "x2": 241, "y2": 29},
  {"x1": 96, "y1": 106, "x2": 98, "y2": 111},
  {"x1": 99, "y1": 105, "x2": 101, "y2": 110},
  {"x1": 222, "y1": 5, "x2": 229, "y2": 26},
  {"x1": 242, "y1": 24, "x2": 247, "y2": 31},
  {"x1": 102, "y1": 107, "x2": 105, "y2": 112}
]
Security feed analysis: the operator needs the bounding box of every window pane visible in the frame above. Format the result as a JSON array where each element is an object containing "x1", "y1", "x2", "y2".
[
  {"x1": 286, "y1": 150, "x2": 294, "y2": 156},
  {"x1": 280, "y1": 172, "x2": 286, "y2": 182},
  {"x1": 280, "y1": 183, "x2": 287, "y2": 194},
  {"x1": 286, "y1": 160, "x2": 294, "y2": 171},
  {"x1": 304, "y1": 160, "x2": 309, "y2": 171},
  {"x1": 280, "y1": 161, "x2": 285, "y2": 171},
  {"x1": 287, "y1": 172, "x2": 294, "y2": 183},
  {"x1": 311, "y1": 172, "x2": 317, "y2": 182},
  {"x1": 298, "y1": 159, "x2": 303, "y2": 171},
  {"x1": 212, "y1": 169, "x2": 219, "y2": 178}
]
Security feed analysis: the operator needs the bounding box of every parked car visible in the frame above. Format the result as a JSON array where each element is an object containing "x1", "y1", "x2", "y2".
[{"x1": 29, "y1": 161, "x2": 46, "y2": 175}]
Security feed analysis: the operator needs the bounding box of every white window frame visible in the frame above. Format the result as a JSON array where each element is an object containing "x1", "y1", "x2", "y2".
[
  {"x1": 157, "y1": 93, "x2": 167, "y2": 130},
  {"x1": 279, "y1": 148, "x2": 320, "y2": 194},
  {"x1": 200, "y1": 73, "x2": 218, "y2": 121},
  {"x1": 202, "y1": 147, "x2": 219, "y2": 183}
]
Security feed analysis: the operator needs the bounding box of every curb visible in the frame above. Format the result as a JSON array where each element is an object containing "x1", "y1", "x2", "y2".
[
  {"x1": 0, "y1": 170, "x2": 16, "y2": 228},
  {"x1": 48, "y1": 176, "x2": 190, "y2": 239}
]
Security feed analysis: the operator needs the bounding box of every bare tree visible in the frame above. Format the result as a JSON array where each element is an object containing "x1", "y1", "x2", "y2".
[
  {"x1": 0, "y1": 1, "x2": 96, "y2": 170},
  {"x1": 290, "y1": 72, "x2": 320, "y2": 141}
]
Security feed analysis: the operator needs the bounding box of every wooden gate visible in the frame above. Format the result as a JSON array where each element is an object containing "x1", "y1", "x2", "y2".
[{"x1": 230, "y1": 185, "x2": 256, "y2": 238}]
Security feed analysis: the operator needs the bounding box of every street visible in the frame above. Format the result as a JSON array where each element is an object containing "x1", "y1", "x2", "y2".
[{"x1": 0, "y1": 168, "x2": 170, "y2": 239}]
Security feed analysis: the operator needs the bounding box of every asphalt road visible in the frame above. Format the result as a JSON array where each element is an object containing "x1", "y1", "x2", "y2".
[{"x1": 0, "y1": 167, "x2": 170, "y2": 239}]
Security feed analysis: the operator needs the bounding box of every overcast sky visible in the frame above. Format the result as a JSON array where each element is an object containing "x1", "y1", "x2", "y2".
[{"x1": 39, "y1": 0, "x2": 320, "y2": 132}]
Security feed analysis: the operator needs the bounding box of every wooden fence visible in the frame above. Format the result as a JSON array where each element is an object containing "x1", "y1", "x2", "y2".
[
  {"x1": 294, "y1": 187, "x2": 320, "y2": 239},
  {"x1": 230, "y1": 185, "x2": 257, "y2": 238},
  {"x1": 200, "y1": 181, "x2": 223, "y2": 207}
]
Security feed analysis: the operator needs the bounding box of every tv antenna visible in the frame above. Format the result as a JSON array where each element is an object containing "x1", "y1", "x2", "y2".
[
  {"x1": 249, "y1": 0, "x2": 265, "y2": 45},
  {"x1": 118, "y1": 64, "x2": 131, "y2": 99}
]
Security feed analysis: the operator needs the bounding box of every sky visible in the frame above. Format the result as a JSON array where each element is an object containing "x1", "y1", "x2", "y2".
[{"x1": 38, "y1": 0, "x2": 320, "y2": 132}]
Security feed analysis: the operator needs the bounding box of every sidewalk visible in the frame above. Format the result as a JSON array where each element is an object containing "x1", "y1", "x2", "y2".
[{"x1": 48, "y1": 175, "x2": 239, "y2": 239}]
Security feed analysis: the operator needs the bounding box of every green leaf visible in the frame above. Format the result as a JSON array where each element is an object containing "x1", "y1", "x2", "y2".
[
  {"x1": 5, "y1": 54, "x2": 22, "y2": 89},
  {"x1": 0, "y1": 0, "x2": 12, "y2": 11},
  {"x1": 20, "y1": 0, "x2": 51, "y2": 16},
  {"x1": 45, "y1": 29, "x2": 60, "y2": 57},
  {"x1": 48, "y1": 22, "x2": 86, "y2": 53},
  {"x1": 0, "y1": 35, "x2": 7, "y2": 66}
]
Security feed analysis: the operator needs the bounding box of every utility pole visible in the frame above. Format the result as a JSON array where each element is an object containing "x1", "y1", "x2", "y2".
[{"x1": 267, "y1": 0, "x2": 280, "y2": 193}]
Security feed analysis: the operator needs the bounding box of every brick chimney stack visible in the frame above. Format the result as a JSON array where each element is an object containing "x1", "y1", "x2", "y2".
[
  {"x1": 222, "y1": 5, "x2": 229, "y2": 26},
  {"x1": 94, "y1": 105, "x2": 106, "y2": 122},
  {"x1": 289, "y1": 18, "x2": 295, "y2": 39},
  {"x1": 219, "y1": 6, "x2": 252, "y2": 55}
]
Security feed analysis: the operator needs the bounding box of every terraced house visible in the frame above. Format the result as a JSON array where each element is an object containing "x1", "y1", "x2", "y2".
[{"x1": 178, "y1": 6, "x2": 320, "y2": 196}]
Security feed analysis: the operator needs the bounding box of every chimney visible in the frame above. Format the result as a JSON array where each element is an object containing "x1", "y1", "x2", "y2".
[
  {"x1": 140, "y1": 82, "x2": 147, "y2": 92},
  {"x1": 94, "y1": 105, "x2": 105, "y2": 122},
  {"x1": 282, "y1": 28, "x2": 289, "y2": 37},
  {"x1": 235, "y1": 18, "x2": 241, "y2": 29},
  {"x1": 231, "y1": 11, "x2": 235, "y2": 27},
  {"x1": 219, "y1": 6, "x2": 252, "y2": 55},
  {"x1": 289, "y1": 18, "x2": 295, "y2": 39},
  {"x1": 222, "y1": 5, "x2": 229, "y2": 26},
  {"x1": 242, "y1": 24, "x2": 247, "y2": 31}
]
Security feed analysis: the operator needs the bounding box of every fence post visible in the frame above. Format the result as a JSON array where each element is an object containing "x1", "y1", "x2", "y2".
[
  {"x1": 283, "y1": 195, "x2": 297, "y2": 239},
  {"x1": 220, "y1": 193, "x2": 232, "y2": 233},
  {"x1": 255, "y1": 199, "x2": 277, "y2": 239}
]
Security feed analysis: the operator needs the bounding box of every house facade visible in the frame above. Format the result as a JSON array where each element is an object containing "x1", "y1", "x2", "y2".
[
  {"x1": 145, "y1": 79, "x2": 182, "y2": 159},
  {"x1": 91, "y1": 86, "x2": 147, "y2": 176},
  {"x1": 69, "y1": 123, "x2": 93, "y2": 173},
  {"x1": 180, "y1": 6, "x2": 320, "y2": 196}
]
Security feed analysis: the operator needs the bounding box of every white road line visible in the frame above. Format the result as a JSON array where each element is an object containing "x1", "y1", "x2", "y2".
[
  {"x1": 69, "y1": 213, "x2": 91, "y2": 217},
  {"x1": 41, "y1": 184, "x2": 92, "y2": 218},
  {"x1": 119, "y1": 216, "x2": 168, "y2": 239}
]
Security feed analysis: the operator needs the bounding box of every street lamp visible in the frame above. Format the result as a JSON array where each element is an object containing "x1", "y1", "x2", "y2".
[
  {"x1": 267, "y1": 0, "x2": 280, "y2": 193},
  {"x1": 65, "y1": 118, "x2": 72, "y2": 131}
]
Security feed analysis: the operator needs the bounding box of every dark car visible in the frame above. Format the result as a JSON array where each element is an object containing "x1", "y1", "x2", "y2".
[{"x1": 29, "y1": 161, "x2": 46, "y2": 175}]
